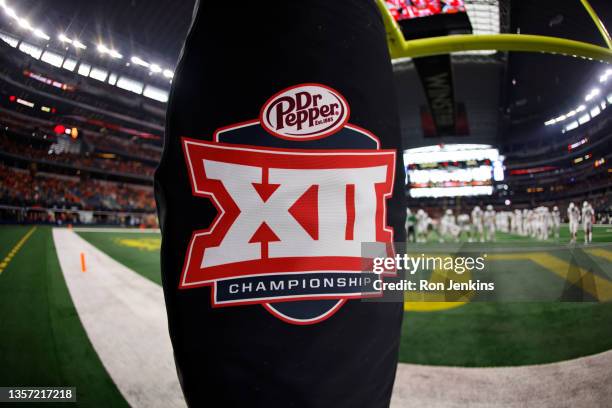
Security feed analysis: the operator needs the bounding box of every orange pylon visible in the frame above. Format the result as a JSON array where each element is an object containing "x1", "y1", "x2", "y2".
[{"x1": 80, "y1": 252, "x2": 86, "y2": 272}]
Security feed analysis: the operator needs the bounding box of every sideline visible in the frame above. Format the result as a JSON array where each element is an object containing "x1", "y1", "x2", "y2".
[
  {"x1": 0, "y1": 226, "x2": 37, "y2": 274},
  {"x1": 391, "y1": 348, "x2": 612, "y2": 407},
  {"x1": 52, "y1": 228, "x2": 184, "y2": 408}
]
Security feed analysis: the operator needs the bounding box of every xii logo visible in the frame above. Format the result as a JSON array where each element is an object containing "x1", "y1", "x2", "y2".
[{"x1": 180, "y1": 84, "x2": 396, "y2": 324}]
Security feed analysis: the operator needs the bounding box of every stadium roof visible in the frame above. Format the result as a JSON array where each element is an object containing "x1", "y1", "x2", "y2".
[
  {"x1": 6, "y1": 0, "x2": 196, "y2": 64},
  {"x1": 505, "y1": 0, "x2": 612, "y2": 128}
]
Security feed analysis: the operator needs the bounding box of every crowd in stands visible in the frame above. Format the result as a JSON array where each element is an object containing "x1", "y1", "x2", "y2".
[
  {"x1": 0, "y1": 136, "x2": 156, "y2": 177},
  {"x1": 84, "y1": 132, "x2": 162, "y2": 162},
  {"x1": 0, "y1": 165, "x2": 155, "y2": 212}
]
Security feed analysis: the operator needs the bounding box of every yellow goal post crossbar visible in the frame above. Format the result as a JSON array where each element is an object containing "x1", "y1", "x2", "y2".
[{"x1": 376, "y1": 0, "x2": 612, "y2": 64}]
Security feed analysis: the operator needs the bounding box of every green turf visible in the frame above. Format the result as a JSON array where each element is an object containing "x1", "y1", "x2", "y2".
[
  {"x1": 77, "y1": 226, "x2": 612, "y2": 367},
  {"x1": 400, "y1": 302, "x2": 612, "y2": 366},
  {"x1": 76, "y1": 231, "x2": 161, "y2": 285},
  {"x1": 0, "y1": 226, "x2": 128, "y2": 407}
]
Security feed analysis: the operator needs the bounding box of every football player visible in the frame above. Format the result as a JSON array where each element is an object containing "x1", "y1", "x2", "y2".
[
  {"x1": 483, "y1": 205, "x2": 496, "y2": 242},
  {"x1": 582, "y1": 201, "x2": 595, "y2": 244},
  {"x1": 471, "y1": 205, "x2": 484, "y2": 242},
  {"x1": 551, "y1": 205, "x2": 561, "y2": 240},
  {"x1": 568, "y1": 202, "x2": 580, "y2": 244}
]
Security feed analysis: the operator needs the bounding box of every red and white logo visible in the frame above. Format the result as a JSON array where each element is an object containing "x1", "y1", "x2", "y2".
[
  {"x1": 260, "y1": 83, "x2": 349, "y2": 140},
  {"x1": 180, "y1": 84, "x2": 396, "y2": 325},
  {"x1": 181, "y1": 141, "x2": 395, "y2": 283}
]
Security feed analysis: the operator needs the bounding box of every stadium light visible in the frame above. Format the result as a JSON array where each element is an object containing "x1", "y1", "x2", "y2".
[
  {"x1": 4, "y1": 7, "x2": 17, "y2": 19},
  {"x1": 600, "y1": 69, "x2": 612, "y2": 83},
  {"x1": 565, "y1": 121, "x2": 579, "y2": 132},
  {"x1": 585, "y1": 88, "x2": 600, "y2": 101},
  {"x1": 131, "y1": 56, "x2": 150, "y2": 67},
  {"x1": 72, "y1": 39, "x2": 86, "y2": 49},
  {"x1": 33, "y1": 29, "x2": 49, "y2": 40},
  {"x1": 17, "y1": 18, "x2": 31, "y2": 30},
  {"x1": 162, "y1": 69, "x2": 174, "y2": 79},
  {"x1": 98, "y1": 43, "x2": 122, "y2": 59},
  {"x1": 59, "y1": 34, "x2": 86, "y2": 49},
  {"x1": 578, "y1": 113, "x2": 590, "y2": 125}
]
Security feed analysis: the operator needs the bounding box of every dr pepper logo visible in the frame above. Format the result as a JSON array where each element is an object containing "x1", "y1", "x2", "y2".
[
  {"x1": 180, "y1": 84, "x2": 395, "y2": 325},
  {"x1": 260, "y1": 83, "x2": 350, "y2": 140}
]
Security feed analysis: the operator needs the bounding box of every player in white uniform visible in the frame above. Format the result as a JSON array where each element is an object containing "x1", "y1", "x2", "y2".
[
  {"x1": 496, "y1": 211, "x2": 508, "y2": 233},
  {"x1": 535, "y1": 206, "x2": 550, "y2": 241},
  {"x1": 457, "y1": 213, "x2": 471, "y2": 242},
  {"x1": 415, "y1": 209, "x2": 430, "y2": 243},
  {"x1": 471, "y1": 205, "x2": 484, "y2": 242},
  {"x1": 439, "y1": 209, "x2": 460, "y2": 242},
  {"x1": 551, "y1": 206, "x2": 561, "y2": 240},
  {"x1": 567, "y1": 202, "x2": 580, "y2": 244},
  {"x1": 513, "y1": 209, "x2": 523, "y2": 236},
  {"x1": 483, "y1": 205, "x2": 496, "y2": 242},
  {"x1": 522, "y1": 209, "x2": 529, "y2": 237},
  {"x1": 582, "y1": 201, "x2": 595, "y2": 244},
  {"x1": 528, "y1": 209, "x2": 537, "y2": 238}
]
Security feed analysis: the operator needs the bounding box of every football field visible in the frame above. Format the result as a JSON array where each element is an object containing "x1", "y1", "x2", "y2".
[{"x1": 0, "y1": 225, "x2": 611, "y2": 406}]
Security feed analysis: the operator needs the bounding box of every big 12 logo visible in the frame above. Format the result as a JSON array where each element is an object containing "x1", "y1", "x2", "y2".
[{"x1": 181, "y1": 83, "x2": 396, "y2": 325}]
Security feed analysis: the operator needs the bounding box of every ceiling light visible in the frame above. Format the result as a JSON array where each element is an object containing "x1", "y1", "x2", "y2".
[
  {"x1": 162, "y1": 69, "x2": 173, "y2": 79},
  {"x1": 149, "y1": 64, "x2": 162, "y2": 73},
  {"x1": 18, "y1": 18, "x2": 32, "y2": 30},
  {"x1": 4, "y1": 7, "x2": 17, "y2": 19},
  {"x1": 58, "y1": 33, "x2": 72, "y2": 43},
  {"x1": 585, "y1": 88, "x2": 600, "y2": 101},
  {"x1": 72, "y1": 39, "x2": 86, "y2": 49},
  {"x1": 131, "y1": 56, "x2": 149, "y2": 67},
  {"x1": 33, "y1": 29, "x2": 49, "y2": 40}
]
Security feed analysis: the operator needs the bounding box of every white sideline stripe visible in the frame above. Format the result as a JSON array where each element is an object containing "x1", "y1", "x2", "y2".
[
  {"x1": 72, "y1": 227, "x2": 160, "y2": 233},
  {"x1": 52, "y1": 229, "x2": 185, "y2": 408},
  {"x1": 391, "y1": 349, "x2": 612, "y2": 407}
]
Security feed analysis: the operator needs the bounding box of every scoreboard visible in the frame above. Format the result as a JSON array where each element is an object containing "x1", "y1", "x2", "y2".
[{"x1": 404, "y1": 144, "x2": 504, "y2": 197}]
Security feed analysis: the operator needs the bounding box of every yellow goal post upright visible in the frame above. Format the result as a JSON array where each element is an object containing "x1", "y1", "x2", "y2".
[{"x1": 375, "y1": 0, "x2": 612, "y2": 63}]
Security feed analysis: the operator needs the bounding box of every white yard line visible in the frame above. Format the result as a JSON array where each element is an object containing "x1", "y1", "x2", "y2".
[
  {"x1": 52, "y1": 228, "x2": 184, "y2": 408},
  {"x1": 391, "y1": 349, "x2": 612, "y2": 407}
]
